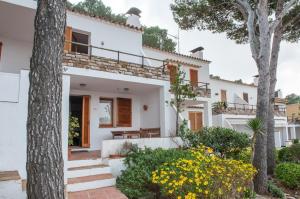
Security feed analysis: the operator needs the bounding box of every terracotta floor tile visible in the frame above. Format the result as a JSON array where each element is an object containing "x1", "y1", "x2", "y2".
[{"x1": 68, "y1": 187, "x2": 127, "y2": 199}]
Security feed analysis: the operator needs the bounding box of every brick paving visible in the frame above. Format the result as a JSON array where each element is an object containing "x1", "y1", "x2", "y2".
[{"x1": 68, "y1": 187, "x2": 128, "y2": 199}]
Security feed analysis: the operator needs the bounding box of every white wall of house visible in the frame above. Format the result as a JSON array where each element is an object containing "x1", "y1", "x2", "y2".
[
  {"x1": 0, "y1": 36, "x2": 33, "y2": 73},
  {"x1": 210, "y1": 78, "x2": 257, "y2": 105},
  {"x1": 140, "y1": 89, "x2": 160, "y2": 129}
]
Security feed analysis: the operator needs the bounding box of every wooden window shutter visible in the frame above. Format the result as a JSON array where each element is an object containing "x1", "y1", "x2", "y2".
[
  {"x1": 167, "y1": 64, "x2": 177, "y2": 84},
  {"x1": 64, "y1": 26, "x2": 72, "y2": 51},
  {"x1": 0, "y1": 42, "x2": 2, "y2": 61},
  {"x1": 221, "y1": 90, "x2": 227, "y2": 102},
  {"x1": 82, "y1": 96, "x2": 90, "y2": 148},
  {"x1": 117, "y1": 98, "x2": 132, "y2": 127},
  {"x1": 189, "y1": 112, "x2": 196, "y2": 131},
  {"x1": 190, "y1": 69, "x2": 198, "y2": 87}
]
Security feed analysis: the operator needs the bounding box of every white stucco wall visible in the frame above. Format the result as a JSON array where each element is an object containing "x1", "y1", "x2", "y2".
[
  {"x1": 0, "y1": 36, "x2": 33, "y2": 73},
  {"x1": 140, "y1": 89, "x2": 160, "y2": 128},
  {"x1": 210, "y1": 78, "x2": 257, "y2": 105}
]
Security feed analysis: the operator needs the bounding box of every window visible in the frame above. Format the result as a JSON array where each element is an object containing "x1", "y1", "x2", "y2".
[
  {"x1": 189, "y1": 112, "x2": 203, "y2": 131},
  {"x1": 72, "y1": 31, "x2": 89, "y2": 54},
  {"x1": 167, "y1": 64, "x2": 177, "y2": 84},
  {"x1": 243, "y1": 92, "x2": 249, "y2": 103},
  {"x1": 117, "y1": 98, "x2": 132, "y2": 127},
  {"x1": 0, "y1": 42, "x2": 2, "y2": 61},
  {"x1": 190, "y1": 69, "x2": 198, "y2": 87},
  {"x1": 99, "y1": 98, "x2": 113, "y2": 128},
  {"x1": 221, "y1": 90, "x2": 227, "y2": 102},
  {"x1": 64, "y1": 26, "x2": 89, "y2": 54}
]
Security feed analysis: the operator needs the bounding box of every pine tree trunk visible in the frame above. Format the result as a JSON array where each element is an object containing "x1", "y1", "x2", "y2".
[
  {"x1": 267, "y1": 1, "x2": 284, "y2": 176},
  {"x1": 26, "y1": 0, "x2": 66, "y2": 198}
]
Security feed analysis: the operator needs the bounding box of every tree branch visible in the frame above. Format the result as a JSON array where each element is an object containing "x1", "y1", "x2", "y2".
[{"x1": 270, "y1": 0, "x2": 299, "y2": 33}]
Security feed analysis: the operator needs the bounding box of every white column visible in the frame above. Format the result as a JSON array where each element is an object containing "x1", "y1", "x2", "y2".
[
  {"x1": 62, "y1": 75, "x2": 70, "y2": 184},
  {"x1": 159, "y1": 85, "x2": 170, "y2": 137},
  {"x1": 203, "y1": 101, "x2": 212, "y2": 127},
  {"x1": 291, "y1": 126, "x2": 296, "y2": 140},
  {"x1": 282, "y1": 127, "x2": 289, "y2": 146}
]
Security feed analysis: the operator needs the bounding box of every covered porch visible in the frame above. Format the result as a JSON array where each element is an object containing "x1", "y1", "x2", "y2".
[{"x1": 65, "y1": 69, "x2": 173, "y2": 155}]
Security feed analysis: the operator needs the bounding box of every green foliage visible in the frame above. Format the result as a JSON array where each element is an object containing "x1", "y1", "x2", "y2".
[
  {"x1": 171, "y1": 0, "x2": 300, "y2": 44},
  {"x1": 212, "y1": 101, "x2": 228, "y2": 113},
  {"x1": 180, "y1": 125, "x2": 251, "y2": 157},
  {"x1": 286, "y1": 93, "x2": 300, "y2": 104},
  {"x1": 267, "y1": 180, "x2": 285, "y2": 199},
  {"x1": 247, "y1": 118, "x2": 264, "y2": 135},
  {"x1": 116, "y1": 147, "x2": 191, "y2": 199},
  {"x1": 278, "y1": 143, "x2": 300, "y2": 163},
  {"x1": 275, "y1": 163, "x2": 300, "y2": 189},
  {"x1": 294, "y1": 139, "x2": 299, "y2": 144},
  {"x1": 68, "y1": 116, "x2": 80, "y2": 146},
  {"x1": 229, "y1": 148, "x2": 252, "y2": 164},
  {"x1": 143, "y1": 26, "x2": 177, "y2": 52},
  {"x1": 70, "y1": 0, "x2": 126, "y2": 23}
]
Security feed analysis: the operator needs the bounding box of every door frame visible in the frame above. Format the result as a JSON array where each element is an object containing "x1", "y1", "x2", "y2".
[{"x1": 81, "y1": 95, "x2": 91, "y2": 148}]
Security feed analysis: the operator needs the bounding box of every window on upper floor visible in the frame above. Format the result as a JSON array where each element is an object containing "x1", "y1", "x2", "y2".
[
  {"x1": 243, "y1": 92, "x2": 249, "y2": 103},
  {"x1": 167, "y1": 64, "x2": 177, "y2": 85},
  {"x1": 190, "y1": 69, "x2": 198, "y2": 87},
  {"x1": 221, "y1": 90, "x2": 227, "y2": 102},
  {"x1": 0, "y1": 42, "x2": 2, "y2": 61},
  {"x1": 64, "y1": 26, "x2": 89, "y2": 54}
]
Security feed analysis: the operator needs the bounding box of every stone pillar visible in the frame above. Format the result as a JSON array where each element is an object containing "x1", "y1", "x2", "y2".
[
  {"x1": 160, "y1": 85, "x2": 170, "y2": 137},
  {"x1": 282, "y1": 127, "x2": 289, "y2": 147},
  {"x1": 203, "y1": 101, "x2": 212, "y2": 127},
  {"x1": 291, "y1": 126, "x2": 296, "y2": 140}
]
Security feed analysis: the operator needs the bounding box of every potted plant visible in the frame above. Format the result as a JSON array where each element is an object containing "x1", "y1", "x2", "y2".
[{"x1": 68, "y1": 116, "x2": 80, "y2": 157}]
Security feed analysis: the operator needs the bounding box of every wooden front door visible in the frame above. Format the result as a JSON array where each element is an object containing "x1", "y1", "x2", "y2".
[
  {"x1": 221, "y1": 90, "x2": 227, "y2": 102},
  {"x1": 81, "y1": 96, "x2": 90, "y2": 148},
  {"x1": 189, "y1": 112, "x2": 203, "y2": 131},
  {"x1": 190, "y1": 69, "x2": 198, "y2": 87}
]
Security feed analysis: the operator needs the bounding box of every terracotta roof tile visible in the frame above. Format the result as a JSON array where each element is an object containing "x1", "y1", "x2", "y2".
[{"x1": 67, "y1": 9, "x2": 143, "y2": 32}]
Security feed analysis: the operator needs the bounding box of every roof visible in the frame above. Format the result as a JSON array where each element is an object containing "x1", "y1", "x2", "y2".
[
  {"x1": 190, "y1": 46, "x2": 204, "y2": 53},
  {"x1": 67, "y1": 9, "x2": 143, "y2": 32},
  {"x1": 143, "y1": 45, "x2": 211, "y2": 63},
  {"x1": 210, "y1": 75, "x2": 257, "y2": 87}
]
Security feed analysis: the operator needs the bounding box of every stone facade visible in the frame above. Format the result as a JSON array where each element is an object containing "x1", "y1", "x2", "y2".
[{"x1": 63, "y1": 52, "x2": 169, "y2": 81}]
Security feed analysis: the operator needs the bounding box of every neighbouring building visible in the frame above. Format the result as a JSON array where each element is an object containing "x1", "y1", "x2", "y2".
[{"x1": 0, "y1": 0, "x2": 296, "y2": 198}]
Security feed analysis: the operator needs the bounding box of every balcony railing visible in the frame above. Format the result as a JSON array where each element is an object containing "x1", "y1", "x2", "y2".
[
  {"x1": 213, "y1": 102, "x2": 286, "y2": 116},
  {"x1": 182, "y1": 80, "x2": 211, "y2": 98},
  {"x1": 65, "y1": 40, "x2": 167, "y2": 70}
]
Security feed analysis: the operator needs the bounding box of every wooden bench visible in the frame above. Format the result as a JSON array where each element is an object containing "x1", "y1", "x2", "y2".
[{"x1": 140, "y1": 128, "x2": 160, "y2": 138}]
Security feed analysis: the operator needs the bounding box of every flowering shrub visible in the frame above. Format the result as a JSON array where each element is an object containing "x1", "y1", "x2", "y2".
[{"x1": 152, "y1": 146, "x2": 256, "y2": 199}]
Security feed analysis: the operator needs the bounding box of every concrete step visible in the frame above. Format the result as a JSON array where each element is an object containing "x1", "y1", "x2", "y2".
[
  {"x1": 67, "y1": 174, "x2": 116, "y2": 192},
  {"x1": 67, "y1": 164, "x2": 111, "y2": 178},
  {"x1": 67, "y1": 158, "x2": 103, "y2": 168}
]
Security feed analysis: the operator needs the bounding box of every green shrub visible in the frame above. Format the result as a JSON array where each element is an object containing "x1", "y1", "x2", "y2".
[
  {"x1": 229, "y1": 147, "x2": 251, "y2": 163},
  {"x1": 267, "y1": 181, "x2": 285, "y2": 199},
  {"x1": 180, "y1": 125, "x2": 251, "y2": 157},
  {"x1": 293, "y1": 139, "x2": 299, "y2": 144},
  {"x1": 278, "y1": 143, "x2": 300, "y2": 163},
  {"x1": 116, "y1": 147, "x2": 191, "y2": 199},
  {"x1": 275, "y1": 163, "x2": 300, "y2": 189}
]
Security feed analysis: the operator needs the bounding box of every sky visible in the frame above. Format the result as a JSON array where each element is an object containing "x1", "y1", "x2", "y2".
[{"x1": 70, "y1": 0, "x2": 300, "y2": 97}]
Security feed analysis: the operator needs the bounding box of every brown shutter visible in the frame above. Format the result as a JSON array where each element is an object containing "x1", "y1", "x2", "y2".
[
  {"x1": 64, "y1": 26, "x2": 72, "y2": 51},
  {"x1": 82, "y1": 96, "x2": 90, "y2": 148},
  {"x1": 190, "y1": 69, "x2": 198, "y2": 87},
  {"x1": 167, "y1": 64, "x2": 177, "y2": 84},
  {"x1": 221, "y1": 90, "x2": 227, "y2": 102},
  {"x1": 189, "y1": 112, "x2": 203, "y2": 131},
  {"x1": 117, "y1": 98, "x2": 132, "y2": 127},
  {"x1": 0, "y1": 42, "x2": 2, "y2": 61}
]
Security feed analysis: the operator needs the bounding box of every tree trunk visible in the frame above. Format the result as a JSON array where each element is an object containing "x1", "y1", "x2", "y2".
[
  {"x1": 26, "y1": 0, "x2": 66, "y2": 198},
  {"x1": 267, "y1": 0, "x2": 284, "y2": 176}
]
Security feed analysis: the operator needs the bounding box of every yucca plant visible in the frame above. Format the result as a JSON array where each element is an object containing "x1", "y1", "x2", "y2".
[{"x1": 247, "y1": 118, "x2": 264, "y2": 163}]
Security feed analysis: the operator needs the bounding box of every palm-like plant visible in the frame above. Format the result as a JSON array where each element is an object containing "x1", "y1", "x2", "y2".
[{"x1": 247, "y1": 118, "x2": 264, "y2": 163}]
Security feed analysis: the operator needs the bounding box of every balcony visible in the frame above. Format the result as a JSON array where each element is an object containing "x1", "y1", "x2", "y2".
[
  {"x1": 213, "y1": 102, "x2": 286, "y2": 117},
  {"x1": 182, "y1": 80, "x2": 211, "y2": 98},
  {"x1": 63, "y1": 41, "x2": 169, "y2": 81}
]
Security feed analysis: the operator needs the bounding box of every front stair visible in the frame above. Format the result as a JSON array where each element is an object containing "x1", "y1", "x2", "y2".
[{"x1": 67, "y1": 154, "x2": 116, "y2": 193}]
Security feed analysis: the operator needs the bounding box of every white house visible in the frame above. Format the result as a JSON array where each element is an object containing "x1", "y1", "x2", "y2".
[
  {"x1": 0, "y1": 0, "x2": 292, "y2": 198},
  {"x1": 209, "y1": 75, "x2": 291, "y2": 148}
]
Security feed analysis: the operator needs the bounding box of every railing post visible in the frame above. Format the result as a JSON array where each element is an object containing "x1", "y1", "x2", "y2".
[
  {"x1": 142, "y1": 56, "x2": 144, "y2": 67},
  {"x1": 117, "y1": 51, "x2": 120, "y2": 63},
  {"x1": 162, "y1": 61, "x2": 165, "y2": 73},
  {"x1": 89, "y1": 45, "x2": 92, "y2": 59}
]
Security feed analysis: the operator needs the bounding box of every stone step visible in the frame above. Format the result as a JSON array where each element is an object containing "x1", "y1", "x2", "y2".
[
  {"x1": 67, "y1": 164, "x2": 111, "y2": 178},
  {"x1": 67, "y1": 174, "x2": 116, "y2": 192},
  {"x1": 67, "y1": 158, "x2": 103, "y2": 168}
]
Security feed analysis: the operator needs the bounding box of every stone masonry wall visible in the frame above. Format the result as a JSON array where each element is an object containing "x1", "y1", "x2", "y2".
[{"x1": 63, "y1": 52, "x2": 169, "y2": 81}]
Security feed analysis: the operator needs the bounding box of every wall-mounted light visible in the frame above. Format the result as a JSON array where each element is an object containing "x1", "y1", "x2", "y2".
[
  {"x1": 143, "y1": 105, "x2": 148, "y2": 111},
  {"x1": 80, "y1": 83, "x2": 87, "y2": 87}
]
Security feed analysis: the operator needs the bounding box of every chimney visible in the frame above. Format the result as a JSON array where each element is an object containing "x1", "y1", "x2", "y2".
[
  {"x1": 190, "y1": 46, "x2": 204, "y2": 59},
  {"x1": 126, "y1": 7, "x2": 142, "y2": 29},
  {"x1": 253, "y1": 75, "x2": 259, "y2": 86}
]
